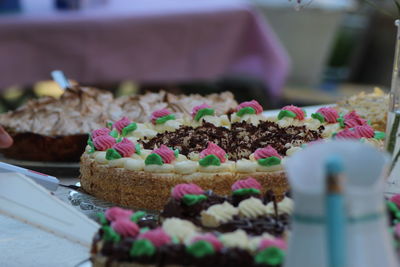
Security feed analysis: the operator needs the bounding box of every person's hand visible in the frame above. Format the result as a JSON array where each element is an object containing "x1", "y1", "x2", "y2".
[{"x1": 0, "y1": 126, "x2": 13, "y2": 148}]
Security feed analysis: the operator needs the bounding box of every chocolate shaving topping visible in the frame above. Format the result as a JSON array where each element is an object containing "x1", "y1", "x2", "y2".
[{"x1": 141, "y1": 121, "x2": 324, "y2": 160}]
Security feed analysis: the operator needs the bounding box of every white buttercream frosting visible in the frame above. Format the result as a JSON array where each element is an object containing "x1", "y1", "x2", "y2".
[
  {"x1": 286, "y1": 146, "x2": 302, "y2": 156},
  {"x1": 219, "y1": 230, "x2": 250, "y2": 250},
  {"x1": 94, "y1": 152, "x2": 107, "y2": 164},
  {"x1": 174, "y1": 161, "x2": 198, "y2": 174},
  {"x1": 266, "y1": 197, "x2": 294, "y2": 215},
  {"x1": 231, "y1": 113, "x2": 266, "y2": 126},
  {"x1": 144, "y1": 164, "x2": 174, "y2": 173},
  {"x1": 236, "y1": 159, "x2": 257, "y2": 173},
  {"x1": 238, "y1": 197, "x2": 267, "y2": 218},
  {"x1": 162, "y1": 218, "x2": 197, "y2": 242},
  {"x1": 198, "y1": 161, "x2": 235, "y2": 173},
  {"x1": 201, "y1": 202, "x2": 238, "y2": 227},
  {"x1": 153, "y1": 119, "x2": 182, "y2": 133},
  {"x1": 124, "y1": 158, "x2": 144, "y2": 171}
]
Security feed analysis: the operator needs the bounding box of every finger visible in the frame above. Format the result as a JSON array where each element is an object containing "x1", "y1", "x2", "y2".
[{"x1": 0, "y1": 126, "x2": 13, "y2": 148}]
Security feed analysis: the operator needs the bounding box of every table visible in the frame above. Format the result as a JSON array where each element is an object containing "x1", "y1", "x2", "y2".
[
  {"x1": 0, "y1": 0, "x2": 289, "y2": 98},
  {"x1": 0, "y1": 177, "x2": 88, "y2": 267}
]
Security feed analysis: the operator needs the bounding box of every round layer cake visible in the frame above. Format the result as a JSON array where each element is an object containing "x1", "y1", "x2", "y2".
[
  {"x1": 80, "y1": 101, "x2": 384, "y2": 210},
  {"x1": 91, "y1": 178, "x2": 292, "y2": 267}
]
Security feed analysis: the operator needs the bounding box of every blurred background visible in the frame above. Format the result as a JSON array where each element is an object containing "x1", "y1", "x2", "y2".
[{"x1": 0, "y1": 0, "x2": 398, "y2": 111}]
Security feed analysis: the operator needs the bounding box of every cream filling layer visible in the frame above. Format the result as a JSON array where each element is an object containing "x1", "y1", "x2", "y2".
[
  {"x1": 153, "y1": 119, "x2": 182, "y2": 133},
  {"x1": 190, "y1": 115, "x2": 231, "y2": 128},
  {"x1": 231, "y1": 113, "x2": 267, "y2": 126}
]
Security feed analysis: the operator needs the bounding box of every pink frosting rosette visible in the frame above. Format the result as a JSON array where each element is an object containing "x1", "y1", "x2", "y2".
[
  {"x1": 315, "y1": 107, "x2": 339, "y2": 123},
  {"x1": 93, "y1": 135, "x2": 116, "y2": 151},
  {"x1": 344, "y1": 111, "x2": 367, "y2": 128},
  {"x1": 236, "y1": 100, "x2": 263, "y2": 114},
  {"x1": 105, "y1": 207, "x2": 134, "y2": 222},
  {"x1": 111, "y1": 219, "x2": 139, "y2": 238},
  {"x1": 113, "y1": 117, "x2": 132, "y2": 133},
  {"x1": 113, "y1": 138, "x2": 136, "y2": 157},
  {"x1": 191, "y1": 233, "x2": 223, "y2": 251},
  {"x1": 232, "y1": 177, "x2": 262, "y2": 191},
  {"x1": 138, "y1": 228, "x2": 171, "y2": 247},
  {"x1": 353, "y1": 124, "x2": 374, "y2": 138},
  {"x1": 153, "y1": 145, "x2": 176, "y2": 164},
  {"x1": 281, "y1": 105, "x2": 305, "y2": 120},
  {"x1": 172, "y1": 183, "x2": 204, "y2": 200},
  {"x1": 254, "y1": 145, "x2": 281, "y2": 160},
  {"x1": 390, "y1": 194, "x2": 400, "y2": 208},
  {"x1": 151, "y1": 108, "x2": 173, "y2": 124},
  {"x1": 335, "y1": 129, "x2": 360, "y2": 140},
  {"x1": 199, "y1": 142, "x2": 227, "y2": 163},
  {"x1": 259, "y1": 238, "x2": 287, "y2": 251},
  {"x1": 91, "y1": 128, "x2": 111, "y2": 139}
]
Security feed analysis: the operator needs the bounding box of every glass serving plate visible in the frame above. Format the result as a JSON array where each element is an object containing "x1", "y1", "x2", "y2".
[{"x1": 68, "y1": 183, "x2": 159, "y2": 220}]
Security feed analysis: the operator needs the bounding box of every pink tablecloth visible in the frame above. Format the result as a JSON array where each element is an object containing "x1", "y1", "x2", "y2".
[{"x1": 0, "y1": 0, "x2": 289, "y2": 97}]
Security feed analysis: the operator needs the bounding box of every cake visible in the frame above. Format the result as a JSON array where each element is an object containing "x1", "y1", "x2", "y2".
[
  {"x1": 80, "y1": 100, "x2": 385, "y2": 210},
  {"x1": 335, "y1": 87, "x2": 388, "y2": 132},
  {"x1": 161, "y1": 178, "x2": 292, "y2": 236},
  {"x1": 116, "y1": 91, "x2": 238, "y2": 121},
  {"x1": 0, "y1": 87, "x2": 237, "y2": 162},
  {"x1": 0, "y1": 86, "x2": 122, "y2": 162},
  {"x1": 90, "y1": 178, "x2": 292, "y2": 267}
]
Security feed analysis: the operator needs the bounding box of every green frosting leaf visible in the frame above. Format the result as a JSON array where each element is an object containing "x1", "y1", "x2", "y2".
[
  {"x1": 96, "y1": 212, "x2": 108, "y2": 226},
  {"x1": 116, "y1": 137, "x2": 123, "y2": 143},
  {"x1": 155, "y1": 114, "x2": 176, "y2": 125},
  {"x1": 374, "y1": 131, "x2": 386, "y2": 140},
  {"x1": 257, "y1": 156, "x2": 281, "y2": 167},
  {"x1": 109, "y1": 129, "x2": 119, "y2": 138},
  {"x1": 255, "y1": 247, "x2": 285, "y2": 266},
  {"x1": 194, "y1": 108, "x2": 215, "y2": 121},
  {"x1": 145, "y1": 153, "x2": 164, "y2": 165},
  {"x1": 199, "y1": 155, "x2": 221, "y2": 167},
  {"x1": 174, "y1": 149, "x2": 180, "y2": 158},
  {"x1": 102, "y1": 226, "x2": 121, "y2": 243},
  {"x1": 232, "y1": 188, "x2": 261, "y2": 196},
  {"x1": 106, "y1": 148, "x2": 122, "y2": 160},
  {"x1": 236, "y1": 107, "x2": 256, "y2": 117},
  {"x1": 122, "y1": 122, "x2": 138, "y2": 136},
  {"x1": 106, "y1": 121, "x2": 113, "y2": 129},
  {"x1": 311, "y1": 112, "x2": 325, "y2": 123},
  {"x1": 172, "y1": 236, "x2": 180, "y2": 244},
  {"x1": 182, "y1": 194, "x2": 208, "y2": 206},
  {"x1": 87, "y1": 136, "x2": 95, "y2": 153},
  {"x1": 302, "y1": 108, "x2": 307, "y2": 117},
  {"x1": 186, "y1": 240, "x2": 215, "y2": 258},
  {"x1": 140, "y1": 227, "x2": 150, "y2": 233},
  {"x1": 135, "y1": 143, "x2": 141, "y2": 155},
  {"x1": 131, "y1": 211, "x2": 147, "y2": 222},
  {"x1": 387, "y1": 201, "x2": 399, "y2": 213},
  {"x1": 337, "y1": 116, "x2": 345, "y2": 128},
  {"x1": 277, "y1": 110, "x2": 296, "y2": 120},
  {"x1": 130, "y1": 239, "x2": 156, "y2": 257}
]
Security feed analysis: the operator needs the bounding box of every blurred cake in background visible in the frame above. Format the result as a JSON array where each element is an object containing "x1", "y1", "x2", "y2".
[
  {"x1": 335, "y1": 87, "x2": 388, "y2": 132},
  {"x1": 116, "y1": 90, "x2": 237, "y2": 121},
  {"x1": 0, "y1": 87, "x2": 237, "y2": 162},
  {"x1": 0, "y1": 86, "x2": 122, "y2": 162}
]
